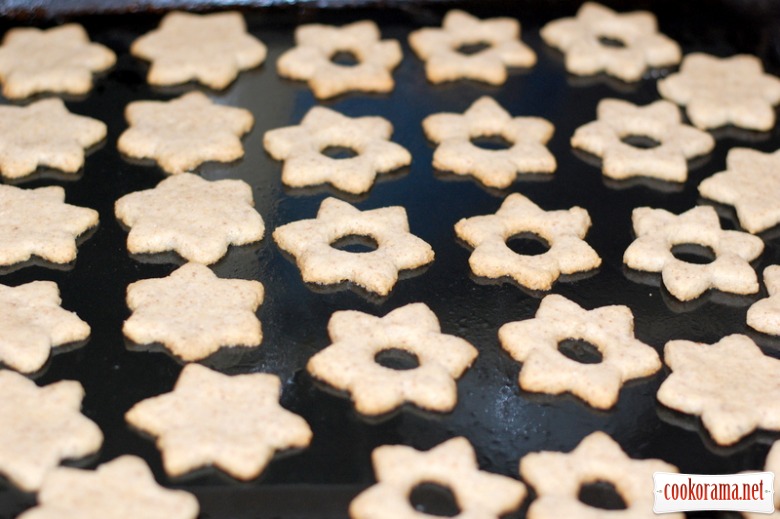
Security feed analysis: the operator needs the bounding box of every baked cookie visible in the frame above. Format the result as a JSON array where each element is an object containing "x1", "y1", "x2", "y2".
[
  {"x1": 408, "y1": 10, "x2": 536, "y2": 85},
  {"x1": 123, "y1": 263, "x2": 264, "y2": 361},
  {"x1": 454, "y1": 193, "x2": 600, "y2": 291},
  {"x1": 131, "y1": 11, "x2": 266, "y2": 89},
  {"x1": 743, "y1": 443, "x2": 780, "y2": 519},
  {"x1": 115, "y1": 173, "x2": 264, "y2": 264},
  {"x1": 0, "y1": 24, "x2": 115, "y2": 99},
  {"x1": 0, "y1": 370, "x2": 102, "y2": 491},
  {"x1": 307, "y1": 303, "x2": 478, "y2": 415},
  {"x1": 624, "y1": 205, "x2": 764, "y2": 301},
  {"x1": 273, "y1": 197, "x2": 434, "y2": 296},
  {"x1": 350, "y1": 437, "x2": 526, "y2": 519},
  {"x1": 118, "y1": 91, "x2": 254, "y2": 174},
  {"x1": 263, "y1": 106, "x2": 411, "y2": 194},
  {"x1": 747, "y1": 266, "x2": 780, "y2": 336},
  {"x1": 277, "y1": 20, "x2": 401, "y2": 99},
  {"x1": 658, "y1": 53, "x2": 780, "y2": 131},
  {"x1": 423, "y1": 97, "x2": 556, "y2": 189},
  {"x1": 571, "y1": 98, "x2": 714, "y2": 183}
]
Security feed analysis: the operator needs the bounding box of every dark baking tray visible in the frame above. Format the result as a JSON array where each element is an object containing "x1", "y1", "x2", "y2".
[{"x1": 1, "y1": 1, "x2": 780, "y2": 518}]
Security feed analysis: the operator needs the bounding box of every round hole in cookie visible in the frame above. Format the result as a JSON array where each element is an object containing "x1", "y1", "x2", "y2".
[
  {"x1": 330, "y1": 234, "x2": 378, "y2": 254},
  {"x1": 506, "y1": 232, "x2": 550, "y2": 256},
  {"x1": 671, "y1": 243, "x2": 716, "y2": 265},
  {"x1": 456, "y1": 41, "x2": 492, "y2": 56},
  {"x1": 620, "y1": 135, "x2": 662, "y2": 149},
  {"x1": 598, "y1": 36, "x2": 627, "y2": 49},
  {"x1": 374, "y1": 348, "x2": 420, "y2": 371},
  {"x1": 409, "y1": 482, "x2": 461, "y2": 517},
  {"x1": 330, "y1": 50, "x2": 360, "y2": 67},
  {"x1": 321, "y1": 146, "x2": 359, "y2": 160},
  {"x1": 557, "y1": 339, "x2": 603, "y2": 365},
  {"x1": 578, "y1": 480, "x2": 628, "y2": 510},
  {"x1": 470, "y1": 134, "x2": 514, "y2": 151}
]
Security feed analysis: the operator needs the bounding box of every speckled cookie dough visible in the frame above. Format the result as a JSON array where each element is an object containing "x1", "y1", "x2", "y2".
[{"x1": 747, "y1": 266, "x2": 780, "y2": 335}]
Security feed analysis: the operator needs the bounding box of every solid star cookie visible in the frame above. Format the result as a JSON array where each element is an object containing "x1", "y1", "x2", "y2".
[
  {"x1": 118, "y1": 91, "x2": 254, "y2": 174},
  {"x1": 0, "y1": 24, "x2": 115, "y2": 99},
  {"x1": 0, "y1": 184, "x2": 98, "y2": 267},
  {"x1": 408, "y1": 10, "x2": 536, "y2": 85},
  {"x1": 273, "y1": 198, "x2": 434, "y2": 296},
  {"x1": 454, "y1": 193, "x2": 600, "y2": 291},
  {"x1": 307, "y1": 303, "x2": 478, "y2": 416},
  {"x1": 520, "y1": 432, "x2": 682, "y2": 519},
  {"x1": 123, "y1": 262, "x2": 264, "y2": 361},
  {"x1": 18, "y1": 456, "x2": 199, "y2": 519},
  {"x1": 277, "y1": 20, "x2": 402, "y2": 99},
  {"x1": 540, "y1": 2, "x2": 681, "y2": 82},
  {"x1": 115, "y1": 173, "x2": 264, "y2": 264},
  {"x1": 747, "y1": 266, "x2": 780, "y2": 336},
  {"x1": 571, "y1": 98, "x2": 714, "y2": 183},
  {"x1": 498, "y1": 294, "x2": 661, "y2": 409},
  {"x1": 126, "y1": 364, "x2": 311, "y2": 479},
  {"x1": 0, "y1": 370, "x2": 102, "y2": 491},
  {"x1": 624, "y1": 205, "x2": 764, "y2": 301},
  {"x1": 131, "y1": 11, "x2": 266, "y2": 89},
  {"x1": 699, "y1": 148, "x2": 780, "y2": 234},
  {"x1": 0, "y1": 281, "x2": 90, "y2": 374},
  {"x1": 658, "y1": 53, "x2": 780, "y2": 131},
  {"x1": 423, "y1": 96, "x2": 556, "y2": 189},
  {"x1": 658, "y1": 334, "x2": 780, "y2": 445},
  {"x1": 263, "y1": 106, "x2": 411, "y2": 194},
  {"x1": 0, "y1": 98, "x2": 106, "y2": 180},
  {"x1": 350, "y1": 437, "x2": 526, "y2": 519}
]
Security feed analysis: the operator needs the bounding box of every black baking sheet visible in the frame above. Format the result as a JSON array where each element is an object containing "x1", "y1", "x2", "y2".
[{"x1": 1, "y1": 1, "x2": 780, "y2": 518}]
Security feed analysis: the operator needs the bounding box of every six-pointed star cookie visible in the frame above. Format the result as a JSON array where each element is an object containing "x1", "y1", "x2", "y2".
[
  {"x1": 423, "y1": 96, "x2": 556, "y2": 189},
  {"x1": 520, "y1": 432, "x2": 682, "y2": 519},
  {"x1": 307, "y1": 303, "x2": 478, "y2": 415},
  {"x1": 350, "y1": 437, "x2": 526, "y2": 519},
  {"x1": 18, "y1": 456, "x2": 199, "y2": 519},
  {"x1": 126, "y1": 364, "x2": 311, "y2": 479},
  {"x1": 0, "y1": 24, "x2": 115, "y2": 99},
  {"x1": 131, "y1": 11, "x2": 266, "y2": 89},
  {"x1": 273, "y1": 197, "x2": 434, "y2": 296},
  {"x1": 541, "y1": 2, "x2": 681, "y2": 82},
  {"x1": 499, "y1": 294, "x2": 661, "y2": 409},
  {"x1": 623, "y1": 205, "x2": 764, "y2": 301},
  {"x1": 277, "y1": 20, "x2": 402, "y2": 99},
  {"x1": 123, "y1": 262, "x2": 264, "y2": 361},
  {"x1": 115, "y1": 173, "x2": 265, "y2": 264},
  {"x1": 659, "y1": 53, "x2": 780, "y2": 131},
  {"x1": 455, "y1": 193, "x2": 600, "y2": 291},
  {"x1": 408, "y1": 10, "x2": 536, "y2": 85},
  {"x1": 699, "y1": 148, "x2": 780, "y2": 234},
  {"x1": 0, "y1": 98, "x2": 106, "y2": 180},
  {"x1": 263, "y1": 106, "x2": 411, "y2": 194},
  {"x1": 0, "y1": 281, "x2": 90, "y2": 374},
  {"x1": 571, "y1": 99, "x2": 714, "y2": 183},
  {"x1": 747, "y1": 266, "x2": 780, "y2": 336},
  {"x1": 118, "y1": 91, "x2": 254, "y2": 174},
  {"x1": 0, "y1": 184, "x2": 98, "y2": 267},
  {"x1": 0, "y1": 370, "x2": 102, "y2": 491},
  {"x1": 658, "y1": 334, "x2": 780, "y2": 445}
]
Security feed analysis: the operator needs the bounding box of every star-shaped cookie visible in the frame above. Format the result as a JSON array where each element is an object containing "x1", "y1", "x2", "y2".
[
  {"x1": 699, "y1": 148, "x2": 780, "y2": 234},
  {"x1": 0, "y1": 24, "x2": 115, "y2": 99},
  {"x1": 277, "y1": 20, "x2": 402, "y2": 99},
  {"x1": 623, "y1": 205, "x2": 764, "y2": 301},
  {"x1": 273, "y1": 198, "x2": 434, "y2": 296},
  {"x1": 18, "y1": 456, "x2": 199, "y2": 519},
  {"x1": 423, "y1": 97, "x2": 556, "y2": 189},
  {"x1": 123, "y1": 263, "x2": 264, "y2": 361},
  {"x1": 131, "y1": 11, "x2": 266, "y2": 89},
  {"x1": 747, "y1": 266, "x2": 780, "y2": 336},
  {"x1": 115, "y1": 173, "x2": 265, "y2": 264},
  {"x1": 0, "y1": 98, "x2": 106, "y2": 180},
  {"x1": 307, "y1": 303, "x2": 478, "y2": 415},
  {"x1": 454, "y1": 193, "x2": 600, "y2": 291},
  {"x1": 408, "y1": 10, "x2": 536, "y2": 85},
  {"x1": 0, "y1": 184, "x2": 99, "y2": 267},
  {"x1": 659, "y1": 53, "x2": 780, "y2": 131},
  {"x1": 0, "y1": 281, "x2": 90, "y2": 374},
  {"x1": 350, "y1": 437, "x2": 526, "y2": 519},
  {"x1": 571, "y1": 99, "x2": 714, "y2": 183},
  {"x1": 658, "y1": 334, "x2": 780, "y2": 445},
  {"x1": 541, "y1": 2, "x2": 681, "y2": 82},
  {"x1": 0, "y1": 370, "x2": 102, "y2": 491},
  {"x1": 125, "y1": 364, "x2": 311, "y2": 479},
  {"x1": 118, "y1": 91, "x2": 254, "y2": 174},
  {"x1": 520, "y1": 432, "x2": 681, "y2": 519},
  {"x1": 499, "y1": 294, "x2": 661, "y2": 409}
]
